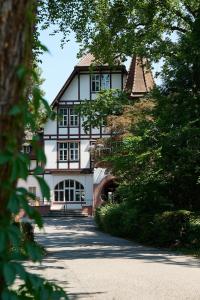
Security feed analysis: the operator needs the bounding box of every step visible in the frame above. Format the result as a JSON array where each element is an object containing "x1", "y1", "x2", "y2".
[{"x1": 42, "y1": 209, "x2": 88, "y2": 218}]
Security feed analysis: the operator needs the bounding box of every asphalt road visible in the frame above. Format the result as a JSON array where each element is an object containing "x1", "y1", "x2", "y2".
[{"x1": 29, "y1": 217, "x2": 200, "y2": 300}]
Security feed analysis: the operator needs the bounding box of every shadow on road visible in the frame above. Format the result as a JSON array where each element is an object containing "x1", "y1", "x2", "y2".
[{"x1": 35, "y1": 217, "x2": 200, "y2": 269}]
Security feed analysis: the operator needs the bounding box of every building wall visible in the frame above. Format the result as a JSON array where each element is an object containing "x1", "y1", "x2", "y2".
[
  {"x1": 18, "y1": 176, "x2": 43, "y2": 200},
  {"x1": 61, "y1": 76, "x2": 78, "y2": 100},
  {"x1": 44, "y1": 140, "x2": 57, "y2": 169},
  {"x1": 44, "y1": 173, "x2": 93, "y2": 210},
  {"x1": 18, "y1": 67, "x2": 126, "y2": 211}
]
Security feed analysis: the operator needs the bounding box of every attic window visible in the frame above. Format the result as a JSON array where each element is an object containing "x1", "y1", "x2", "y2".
[
  {"x1": 91, "y1": 74, "x2": 110, "y2": 92},
  {"x1": 91, "y1": 74, "x2": 100, "y2": 92},
  {"x1": 101, "y1": 74, "x2": 110, "y2": 90}
]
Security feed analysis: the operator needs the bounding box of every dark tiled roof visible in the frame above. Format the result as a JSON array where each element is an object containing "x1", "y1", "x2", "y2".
[{"x1": 125, "y1": 57, "x2": 154, "y2": 98}]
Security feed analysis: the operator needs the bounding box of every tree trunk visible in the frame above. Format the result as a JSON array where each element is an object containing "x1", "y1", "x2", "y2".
[{"x1": 0, "y1": 0, "x2": 34, "y2": 293}]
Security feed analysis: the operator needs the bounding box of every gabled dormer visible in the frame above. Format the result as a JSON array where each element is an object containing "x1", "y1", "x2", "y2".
[{"x1": 51, "y1": 53, "x2": 127, "y2": 108}]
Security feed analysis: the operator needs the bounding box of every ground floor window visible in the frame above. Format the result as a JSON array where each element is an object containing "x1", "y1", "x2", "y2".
[{"x1": 54, "y1": 179, "x2": 85, "y2": 202}]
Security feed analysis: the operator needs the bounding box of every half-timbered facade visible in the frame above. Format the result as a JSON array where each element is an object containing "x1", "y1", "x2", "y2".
[{"x1": 18, "y1": 54, "x2": 154, "y2": 215}]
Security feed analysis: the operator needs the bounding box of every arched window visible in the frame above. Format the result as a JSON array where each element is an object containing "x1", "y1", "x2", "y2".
[{"x1": 54, "y1": 180, "x2": 85, "y2": 202}]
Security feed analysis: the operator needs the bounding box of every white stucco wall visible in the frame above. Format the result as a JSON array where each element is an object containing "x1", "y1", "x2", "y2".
[
  {"x1": 18, "y1": 176, "x2": 42, "y2": 200},
  {"x1": 80, "y1": 74, "x2": 90, "y2": 100},
  {"x1": 44, "y1": 119, "x2": 57, "y2": 135},
  {"x1": 112, "y1": 73, "x2": 122, "y2": 89},
  {"x1": 61, "y1": 76, "x2": 78, "y2": 100},
  {"x1": 80, "y1": 140, "x2": 90, "y2": 169},
  {"x1": 44, "y1": 140, "x2": 57, "y2": 169},
  {"x1": 44, "y1": 173, "x2": 93, "y2": 209}
]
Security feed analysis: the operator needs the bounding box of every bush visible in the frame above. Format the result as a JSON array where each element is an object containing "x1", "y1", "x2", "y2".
[
  {"x1": 95, "y1": 203, "x2": 124, "y2": 236},
  {"x1": 152, "y1": 210, "x2": 192, "y2": 246},
  {"x1": 95, "y1": 204, "x2": 200, "y2": 250}
]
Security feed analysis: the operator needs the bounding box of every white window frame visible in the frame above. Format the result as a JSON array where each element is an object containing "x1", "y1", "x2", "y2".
[
  {"x1": 91, "y1": 74, "x2": 110, "y2": 92},
  {"x1": 101, "y1": 74, "x2": 110, "y2": 90},
  {"x1": 91, "y1": 74, "x2": 100, "y2": 92},
  {"x1": 69, "y1": 142, "x2": 79, "y2": 161},
  {"x1": 54, "y1": 180, "x2": 85, "y2": 202},
  {"x1": 22, "y1": 145, "x2": 31, "y2": 153},
  {"x1": 59, "y1": 142, "x2": 68, "y2": 161},
  {"x1": 59, "y1": 108, "x2": 68, "y2": 127},
  {"x1": 58, "y1": 142, "x2": 79, "y2": 161},
  {"x1": 69, "y1": 108, "x2": 79, "y2": 126}
]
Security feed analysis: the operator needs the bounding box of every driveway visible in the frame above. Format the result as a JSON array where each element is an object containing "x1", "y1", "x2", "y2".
[{"x1": 28, "y1": 217, "x2": 200, "y2": 300}]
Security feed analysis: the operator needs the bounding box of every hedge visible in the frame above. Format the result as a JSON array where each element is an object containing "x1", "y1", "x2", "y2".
[{"x1": 95, "y1": 203, "x2": 200, "y2": 248}]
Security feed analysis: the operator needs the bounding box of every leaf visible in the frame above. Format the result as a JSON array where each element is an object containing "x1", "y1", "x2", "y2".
[
  {"x1": 16, "y1": 65, "x2": 27, "y2": 80},
  {"x1": 0, "y1": 231, "x2": 6, "y2": 252},
  {"x1": 34, "y1": 166, "x2": 44, "y2": 175},
  {"x1": 7, "y1": 194, "x2": 20, "y2": 213},
  {"x1": 36, "y1": 176, "x2": 50, "y2": 199},
  {"x1": 9, "y1": 105, "x2": 21, "y2": 116},
  {"x1": 3, "y1": 262, "x2": 16, "y2": 285},
  {"x1": 0, "y1": 153, "x2": 10, "y2": 165}
]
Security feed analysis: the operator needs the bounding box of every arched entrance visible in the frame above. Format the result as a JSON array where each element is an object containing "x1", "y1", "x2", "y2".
[{"x1": 93, "y1": 175, "x2": 118, "y2": 209}]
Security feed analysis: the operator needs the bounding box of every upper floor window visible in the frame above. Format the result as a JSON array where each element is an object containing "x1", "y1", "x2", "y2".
[
  {"x1": 101, "y1": 74, "x2": 110, "y2": 90},
  {"x1": 59, "y1": 142, "x2": 79, "y2": 161},
  {"x1": 69, "y1": 142, "x2": 79, "y2": 161},
  {"x1": 58, "y1": 107, "x2": 79, "y2": 127},
  {"x1": 91, "y1": 74, "x2": 100, "y2": 92},
  {"x1": 69, "y1": 108, "x2": 79, "y2": 126},
  {"x1": 91, "y1": 74, "x2": 110, "y2": 92},
  {"x1": 59, "y1": 108, "x2": 68, "y2": 126},
  {"x1": 59, "y1": 142, "x2": 68, "y2": 161}
]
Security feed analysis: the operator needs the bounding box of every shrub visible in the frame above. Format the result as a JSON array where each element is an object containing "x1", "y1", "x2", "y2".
[
  {"x1": 152, "y1": 210, "x2": 192, "y2": 246},
  {"x1": 95, "y1": 204, "x2": 200, "y2": 250}
]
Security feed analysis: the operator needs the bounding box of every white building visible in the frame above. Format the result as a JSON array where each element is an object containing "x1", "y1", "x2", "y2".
[{"x1": 19, "y1": 54, "x2": 154, "y2": 215}]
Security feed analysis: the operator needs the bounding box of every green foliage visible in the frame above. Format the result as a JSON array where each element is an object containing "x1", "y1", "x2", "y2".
[
  {"x1": 76, "y1": 89, "x2": 129, "y2": 131},
  {"x1": 0, "y1": 48, "x2": 68, "y2": 299},
  {"x1": 40, "y1": 1, "x2": 199, "y2": 64},
  {"x1": 96, "y1": 204, "x2": 200, "y2": 249}
]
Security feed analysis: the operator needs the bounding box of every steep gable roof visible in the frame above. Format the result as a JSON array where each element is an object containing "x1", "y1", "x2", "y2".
[
  {"x1": 125, "y1": 57, "x2": 154, "y2": 98},
  {"x1": 51, "y1": 53, "x2": 126, "y2": 107},
  {"x1": 76, "y1": 53, "x2": 96, "y2": 66},
  {"x1": 51, "y1": 54, "x2": 153, "y2": 107}
]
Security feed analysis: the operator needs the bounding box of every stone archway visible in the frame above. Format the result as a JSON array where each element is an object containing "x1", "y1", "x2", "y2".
[{"x1": 93, "y1": 175, "x2": 116, "y2": 210}]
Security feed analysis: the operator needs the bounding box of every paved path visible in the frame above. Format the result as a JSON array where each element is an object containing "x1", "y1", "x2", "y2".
[{"x1": 29, "y1": 217, "x2": 200, "y2": 300}]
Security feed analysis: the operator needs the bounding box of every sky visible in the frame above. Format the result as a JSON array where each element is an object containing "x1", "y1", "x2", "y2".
[
  {"x1": 39, "y1": 28, "x2": 80, "y2": 103},
  {"x1": 39, "y1": 27, "x2": 162, "y2": 104}
]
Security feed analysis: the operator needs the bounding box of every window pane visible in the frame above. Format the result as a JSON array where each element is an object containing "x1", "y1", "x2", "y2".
[
  {"x1": 59, "y1": 181, "x2": 64, "y2": 189},
  {"x1": 70, "y1": 180, "x2": 74, "y2": 187},
  {"x1": 70, "y1": 189, "x2": 74, "y2": 201},
  {"x1": 101, "y1": 74, "x2": 110, "y2": 90},
  {"x1": 65, "y1": 190, "x2": 69, "y2": 201},
  {"x1": 91, "y1": 74, "x2": 100, "y2": 92},
  {"x1": 76, "y1": 191, "x2": 81, "y2": 201},
  {"x1": 59, "y1": 108, "x2": 68, "y2": 126},
  {"x1": 65, "y1": 180, "x2": 69, "y2": 187},
  {"x1": 55, "y1": 191, "x2": 58, "y2": 201},
  {"x1": 60, "y1": 191, "x2": 64, "y2": 201},
  {"x1": 76, "y1": 181, "x2": 80, "y2": 189}
]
